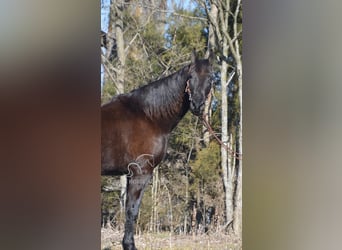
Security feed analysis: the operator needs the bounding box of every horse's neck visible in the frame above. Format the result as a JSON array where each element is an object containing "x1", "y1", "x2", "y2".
[
  {"x1": 151, "y1": 87, "x2": 190, "y2": 133},
  {"x1": 164, "y1": 98, "x2": 189, "y2": 132},
  {"x1": 153, "y1": 76, "x2": 190, "y2": 132},
  {"x1": 136, "y1": 66, "x2": 191, "y2": 132}
]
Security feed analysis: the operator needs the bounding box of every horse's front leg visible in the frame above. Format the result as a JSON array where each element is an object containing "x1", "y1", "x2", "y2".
[{"x1": 122, "y1": 173, "x2": 152, "y2": 250}]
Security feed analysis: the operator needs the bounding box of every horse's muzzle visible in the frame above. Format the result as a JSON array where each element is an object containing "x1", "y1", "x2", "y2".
[{"x1": 190, "y1": 101, "x2": 205, "y2": 116}]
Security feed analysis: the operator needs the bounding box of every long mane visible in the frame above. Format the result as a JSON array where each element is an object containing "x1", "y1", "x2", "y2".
[{"x1": 122, "y1": 65, "x2": 191, "y2": 121}]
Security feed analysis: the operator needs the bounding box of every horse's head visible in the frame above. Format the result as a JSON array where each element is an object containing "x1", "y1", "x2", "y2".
[{"x1": 186, "y1": 50, "x2": 214, "y2": 116}]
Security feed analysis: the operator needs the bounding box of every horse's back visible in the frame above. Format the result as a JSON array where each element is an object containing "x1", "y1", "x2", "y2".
[{"x1": 101, "y1": 96, "x2": 167, "y2": 175}]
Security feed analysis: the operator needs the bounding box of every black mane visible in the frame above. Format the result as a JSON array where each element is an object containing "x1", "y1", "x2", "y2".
[{"x1": 121, "y1": 65, "x2": 191, "y2": 121}]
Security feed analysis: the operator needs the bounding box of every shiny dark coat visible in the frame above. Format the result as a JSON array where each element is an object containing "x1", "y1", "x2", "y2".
[{"x1": 101, "y1": 51, "x2": 213, "y2": 250}]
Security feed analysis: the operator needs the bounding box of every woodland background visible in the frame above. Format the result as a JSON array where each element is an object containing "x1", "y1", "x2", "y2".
[{"x1": 100, "y1": 0, "x2": 242, "y2": 249}]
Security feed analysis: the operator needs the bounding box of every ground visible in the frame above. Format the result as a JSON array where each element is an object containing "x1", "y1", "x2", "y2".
[{"x1": 101, "y1": 228, "x2": 242, "y2": 250}]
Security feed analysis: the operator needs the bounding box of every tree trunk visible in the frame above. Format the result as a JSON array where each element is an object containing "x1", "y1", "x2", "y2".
[
  {"x1": 202, "y1": 2, "x2": 217, "y2": 146},
  {"x1": 184, "y1": 137, "x2": 195, "y2": 235},
  {"x1": 233, "y1": 57, "x2": 242, "y2": 235},
  {"x1": 220, "y1": 37, "x2": 234, "y2": 226},
  {"x1": 114, "y1": 0, "x2": 125, "y2": 94},
  {"x1": 191, "y1": 203, "x2": 197, "y2": 237},
  {"x1": 120, "y1": 175, "x2": 127, "y2": 216},
  {"x1": 205, "y1": 1, "x2": 235, "y2": 225},
  {"x1": 164, "y1": 182, "x2": 173, "y2": 248},
  {"x1": 154, "y1": 167, "x2": 159, "y2": 232},
  {"x1": 103, "y1": 9, "x2": 115, "y2": 87},
  {"x1": 105, "y1": 0, "x2": 127, "y2": 221},
  {"x1": 149, "y1": 166, "x2": 159, "y2": 233},
  {"x1": 202, "y1": 93, "x2": 212, "y2": 146},
  {"x1": 149, "y1": 176, "x2": 154, "y2": 232},
  {"x1": 184, "y1": 164, "x2": 189, "y2": 235}
]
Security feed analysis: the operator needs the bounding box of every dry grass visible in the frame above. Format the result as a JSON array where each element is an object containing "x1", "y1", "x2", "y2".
[{"x1": 101, "y1": 228, "x2": 241, "y2": 250}]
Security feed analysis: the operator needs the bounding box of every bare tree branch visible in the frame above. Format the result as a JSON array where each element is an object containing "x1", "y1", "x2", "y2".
[
  {"x1": 101, "y1": 54, "x2": 120, "y2": 94},
  {"x1": 123, "y1": 2, "x2": 207, "y2": 21}
]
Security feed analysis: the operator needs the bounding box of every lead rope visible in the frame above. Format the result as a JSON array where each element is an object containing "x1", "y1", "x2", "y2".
[
  {"x1": 186, "y1": 81, "x2": 242, "y2": 160},
  {"x1": 201, "y1": 109, "x2": 243, "y2": 160}
]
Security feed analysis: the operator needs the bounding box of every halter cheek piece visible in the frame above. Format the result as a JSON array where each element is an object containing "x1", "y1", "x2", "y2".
[
  {"x1": 185, "y1": 64, "x2": 195, "y2": 102},
  {"x1": 185, "y1": 79, "x2": 192, "y2": 101}
]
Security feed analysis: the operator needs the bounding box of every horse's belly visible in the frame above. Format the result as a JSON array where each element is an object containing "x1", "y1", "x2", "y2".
[
  {"x1": 102, "y1": 132, "x2": 167, "y2": 175},
  {"x1": 101, "y1": 105, "x2": 168, "y2": 175}
]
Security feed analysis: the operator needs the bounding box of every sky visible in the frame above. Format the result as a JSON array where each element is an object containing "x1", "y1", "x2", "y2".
[{"x1": 101, "y1": 0, "x2": 110, "y2": 32}]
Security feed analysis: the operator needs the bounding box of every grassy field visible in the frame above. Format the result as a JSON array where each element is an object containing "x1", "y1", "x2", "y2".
[{"x1": 101, "y1": 228, "x2": 241, "y2": 250}]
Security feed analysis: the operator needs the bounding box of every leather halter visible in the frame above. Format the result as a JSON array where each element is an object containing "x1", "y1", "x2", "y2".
[{"x1": 185, "y1": 79, "x2": 192, "y2": 101}]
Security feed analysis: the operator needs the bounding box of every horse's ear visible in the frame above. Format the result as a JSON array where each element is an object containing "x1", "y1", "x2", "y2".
[{"x1": 191, "y1": 50, "x2": 197, "y2": 64}]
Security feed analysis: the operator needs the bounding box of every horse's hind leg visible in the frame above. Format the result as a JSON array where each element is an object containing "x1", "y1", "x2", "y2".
[{"x1": 122, "y1": 173, "x2": 152, "y2": 250}]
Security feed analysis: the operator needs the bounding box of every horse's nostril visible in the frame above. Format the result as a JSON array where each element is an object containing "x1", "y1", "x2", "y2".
[{"x1": 195, "y1": 102, "x2": 204, "y2": 109}]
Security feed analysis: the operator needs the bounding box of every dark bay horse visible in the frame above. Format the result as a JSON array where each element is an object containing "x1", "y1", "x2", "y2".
[{"x1": 101, "y1": 51, "x2": 213, "y2": 250}]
